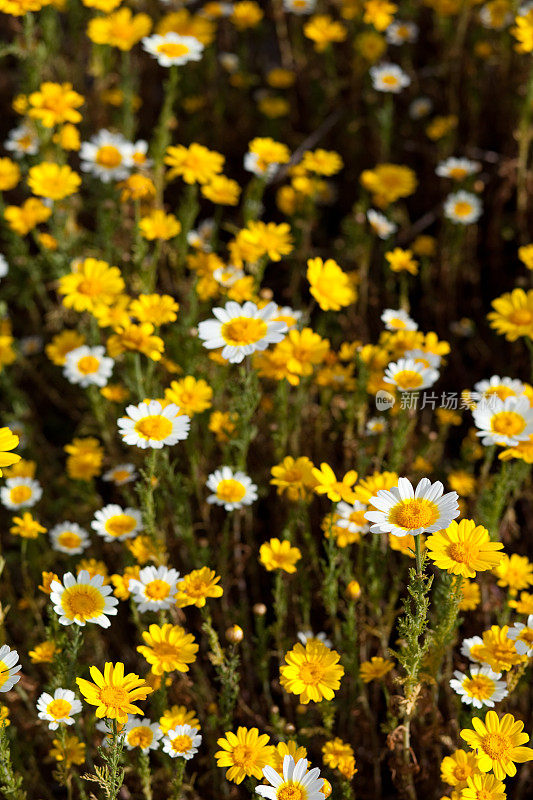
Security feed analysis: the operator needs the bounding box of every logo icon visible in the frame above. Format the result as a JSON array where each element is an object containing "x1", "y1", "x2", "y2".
[{"x1": 375, "y1": 390, "x2": 395, "y2": 411}]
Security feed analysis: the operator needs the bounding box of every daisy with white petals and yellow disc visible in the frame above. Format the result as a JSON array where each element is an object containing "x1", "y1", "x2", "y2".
[
  {"x1": 37, "y1": 688, "x2": 82, "y2": 729},
  {"x1": 256, "y1": 755, "x2": 325, "y2": 800},
  {"x1": 50, "y1": 570, "x2": 118, "y2": 628},
  {"x1": 118, "y1": 401, "x2": 190, "y2": 449},
  {"x1": 91, "y1": 504, "x2": 142, "y2": 542},
  {"x1": 365, "y1": 477, "x2": 459, "y2": 538},
  {"x1": 198, "y1": 301, "x2": 288, "y2": 364}
]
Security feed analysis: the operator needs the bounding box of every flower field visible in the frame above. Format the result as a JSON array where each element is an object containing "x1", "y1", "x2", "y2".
[{"x1": 1, "y1": 1, "x2": 533, "y2": 799}]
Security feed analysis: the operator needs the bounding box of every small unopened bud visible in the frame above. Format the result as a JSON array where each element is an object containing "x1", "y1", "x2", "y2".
[
  {"x1": 253, "y1": 603, "x2": 267, "y2": 616},
  {"x1": 225, "y1": 624, "x2": 243, "y2": 643},
  {"x1": 346, "y1": 580, "x2": 361, "y2": 600}
]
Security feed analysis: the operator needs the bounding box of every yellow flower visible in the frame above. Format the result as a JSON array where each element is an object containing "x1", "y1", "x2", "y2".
[
  {"x1": 107, "y1": 322, "x2": 164, "y2": 361},
  {"x1": 511, "y1": 10, "x2": 533, "y2": 53},
  {"x1": 249, "y1": 137, "x2": 290, "y2": 171},
  {"x1": 201, "y1": 175, "x2": 241, "y2": 206},
  {"x1": 304, "y1": 15, "x2": 347, "y2": 52},
  {"x1": 280, "y1": 640, "x2": 344, "y2": 703},
  {"x1": 28, "y1": 162, "x2": 81, "y2": 200},
  {"x1": 101, "y1": 384, "x2": 130, "y2": 403},
  {"x1": 518, "y1": 243, "x2": 533, "y2": 270},
  {"x1": 359, "y1": 656, "x2": 394, "y2": 683},
  {"x1": 426, "y1": 520, "x2": 504, "y2": 579},
  {"x1": 354, "y1": 471, "x2": 399, "y2": 504},
  {"x1": 137, "y1": 624, "x2": 199, "y2": 675},
  {"x1": 230, "y1": 1, "x2": 264, "y2": 30},
  {"x1": 165, "y1": 143, "x2": 224, "y2": 184},
  {"x1": 65, "y1": 437, "x2": 104, "y2": 481},
  {"x1": 493, "y1": 553, "x2": 533, "y2": 594},
  {"x1": 312, "y1": 463, "x2": 358, "y2": 503},
  {"x1": 59, "y1": 258, "x2": 124, "y2": 313},
  {"x1": 508, "y1": 591, "x2": 533, "y2": 615},
  {"x1": 157, "y1": 9, "x2": 215, "y2": 44},
  {"x1": 76, "y1": 662, "x2": 153, "y2": 723},
  {"x1": 460, "y1": 773, "x2": 506, "y2": 800},
  {"x1": 82, "y1": 0, "x2": 121, "y2": 11},
  {"x1": 39, "y1": 572, "x2": 59, "y2": 595},
  {"x1": 232, "y1": 221, "x2": 294, "y2": 264},
  {"x1": 215, "y1": 727, "x2": 274, "y2": 783},
  {"x1": 0, "y1": 428, "x2": 20, "y2": 476},
  {"x1": 77, "y1": 559, "x2": 109, "y2": 582},
  {"x1": 322, "y1": 737, "x2": 355, "y2": 770},
  {"x1": 459, "y1": 579, "x2": 481, "y2": 611},
  {"x1": 87, "y1": 8, "x2": 152, "y2": 50},
  {"x1": 475, "y1": 626, "x2": 526, "y2": 672},
  {"x1": 120, "y1": 174, "x2": 156, "y2": 202},
  {"x1": 0, "y1": 158, "x2": 21, "y2": 191},
  {"x1": 111, "y1": 566, "x2": 141, "y2": 600},
  {"x1": 498, "y1": 434, "x2": 533, "y2": 463},
  {"x1": 130, "y1": 294, "x2": 179, "y2": 325},
  {"x1": 363, "y1": 0, "x2": 397, "y2": 30},
  {"x1": 209, "y1": 410, "x2": 238, "y2": 442},
  {"x1": 270, "y1": 456, "x2": 318, "y2": 501},
  {"x1": 4, "y1": 198, "x2": 52, "y2": 235},
  {"x1": 307, "y1": 257, "x2": 356, "y2": 311},
  {"x1": 270, "y1": 740, "x2": 307, "y2": 772},
  {"x1": 28, "y1": 82, "x2": 83, "y2": 128},
  {"x1": 28, "y1": 640, "x2": 60, "y2": 664},
  {"x1": 175, "y1": 568, "x2": 223, "y2": 608},
  {"x1": 487, "y1": 289, "x2": 533, "y2": 341},
  {"x1": 46, "y1": 330, "x2": 86, "y2": 366},
  {"x1": 385, "y1": 248, "x2": 419, "y2": 275},
  {"x1": 139, "y1": 210, "x2": 181, "y2": 241},
  {"x1": 49, "y1": 735, "x2": 85, "y2": 768},
  {"x1": 440, "y1": 749, "x2": 481, "y2": 788},
  {"x1": 301, "y1": 149, "x2": 343, "y2": 176},
  {"x1": 10, "y1": 512, "x2": 46, "y2": 539},
  {"x1": 360, "y1": 163, "x2": 417, "y2": 207},
  {"x1": 460, "y1": 710, "x2": 533, "y2": 780},
  {"x1": 426, "y1": 115, "x2": 458, "y2": 141},
  {"x1": 160, "y1": 705, "x2": 200, "y2": 734},
  {"x1": 164, "y1": 376, "x2": 212, "y2": 416},
  {"x1": 259, "y1": 538, "x2": 302, "y2": 573},
  {"x1": 354, "y1": 30, "x2": 387, "y2": 62}
]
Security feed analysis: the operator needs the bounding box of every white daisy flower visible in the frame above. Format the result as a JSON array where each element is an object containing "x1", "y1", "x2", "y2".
[
  {"x1": 0, "y1": 255, "x2": 8, "y2": 278},
  {"x1": 335, "y1": 500, "x2": 369, "y2": 534},
  {"x1": 37, "y1": 688, "x2": 82, "y2": 729},
  {"x1": 142, "y1": 33, "x2": 204, "y2": 67},
  {"x1": 366, "y1": 416, "x2": 387, "y2": 435},
  {"x1": 461, "y1": 636, "x2": 486, "y2": 664},
  {"x1": 444, "y1": 191, "x2": 482, "y2": 225},
  {"x1": 213, "y1": 265, "x2": 245, "y2": 287},
  {"x1": 384, "y1": 358, "x2": 440, "y2": 393},
  {"x1": 1, "y1": 477, "x2": 42, "y2": 510},
  {"x1": 367, "y1": 209, "x2": 397, "y2": 239},
  {"x1": 450, "y1": 665, "x2": 508, "y2": 709},
  {"x1": 162, "y1": 724, "x2": 202, "y2": 759},
  {"x1": 297, "y1": 630, "x2": 332, "y2": 648},
  {"x1": 381, "y1": 308, "x2": 418, "y2": 331},
  {"x1": 507, "y1": 615, "x2": 533, "y2": 657},
  {"x1": 4, "y1": 124, "x2": 39, "y2": 157},
  {"x1": 198, "y1": 301, "x2": 288, "y2": 364},
  {"x1": 91, "y1": 504, "x2": 143, "y2": 542},
  {"x1": 283, "y1": 0, "x2": 316, "y2": 14},
  {"x1": 273, "y1": 306, "x2": 302, "y2": 330},
  {"x1": 118, "y1": 400, "x2": 190, "y2": 449},
  {"x1": 131, "y1": 140, "x2": 153, "y2": 169},
  {"x1": 80, "y1": 129, "x2": 134, "y2": 183},
  {"x1": 50, "y1": 522, "x2": 90, "y2": 555},
  {"x1": 123, "y1": 717, "x2": 163, "y2": 753},
  {"x1": 243, "y1": 152, "x2": 279, "y2": 180},
  {"x1": 206, "y1": 466, "x2": 258, "y2": 511},
  {"x1": 471, "y1": 376, "x2": 526, "y2": 405},
  {"x1": 0, "y1": 645, "x2": 21, "y2": 692},
  {"x1": 386, "y1": 21, "x2": 418, "y2": 45},
  {"x1": 479, "y1": 3, "x2": 513, "y2": 29},
  {"x1": 50, "y1": 570, "x2": 118, "y2": 628},
  {"x1": 63, "y1": 345, "x2": 114, "y2": 388},
  {"x1": 404, "y1": 349, "x2": 442, "y2": 370},
  {"x1": 436, "y1": 157, "x2": 481, "y2": 181},
  {"x1": 472, "y1": 395, "x2": 533, "y2": 446},
  {"x1": 102, "y1": 463, "x2": 138, "y2": 485},
  {"x1": 370, "y1": 63, "x2": 411, "y2": 93},
  {"x1": 129, "y1": 565, "x2": 180, "y2": 613},
  {"x1": 409, "y1": 97, "x2": 432, "y2": 119},
  {"x1": 187, "y1": 219, "x2": 215, "y2": 251},
  {"x1": 365, "y1": 477, "x2": 459, "y2": 538},
  {"x1": 256, "y1": 756, "x2": 325, "y2": 800}
]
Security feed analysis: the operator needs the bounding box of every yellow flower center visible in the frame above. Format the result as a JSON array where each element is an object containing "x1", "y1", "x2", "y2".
[
  {"x1": 392, "y1": 369, "x2": 424, "y2": 390},
  {"x1": 77, "y1": 355, "x2": 100, "y2": 375},
  {"x1": 518, "y1": 628, "x2": 533, "y2": 645},
  {"x1": 448, "y1": 541, "x2": 475, "y2": 563},
  {"x1": 449, "y1": 168, "x2": 468, "y2": 180},
  {"x1": 127, "y1": 726, "x2": 153, "y2": 748},
  {"x1": 485, "y1": 386, "x2": 516, "y2": 401},
  {"x1": 389, "y1": 498, "x2": 439, "y2": 530},
  {"x1": 382, "y1": 74, "x2": 399, "y2": 86},
  {"x1": 171, "y1": 734, "x2": 193, "y2": 753},
  {"x1": 134, "y1": 415, "x2": 173, "y2": 441},
  {"x1": 61, "y1": 584, "x2": 106, "y2": 621},
  {"x1": 490, "y1": 411, "x2": 526, "y2": 437},
  {"x1": 57, "y1": 531, "x2": 82, "y2": 549},
  {"x1": 480, "y1": 732, "x2": 511, "y2": 760},
  {"x1": 47, "y1": 698, "x2": 72, "y2": 719},
  {"x1": 78, "y1": 277, "x2": 103, "y2": 297},
  {"x1": 112, "y1": 469, "x2": 131, "y2": 482},
  {"x1": 231, "y1": 743, "x2": 255, "y2": 767},
  {"x1": 0, "y1": 662, "x2": 10, "y2": 689},
  {"x1": 220, "y1": 317, "x2": 268, "y2": 346},
  {"x1": 98, "y1": 684, "x2": 128, "y2": 708},
  {"x1": 157, "y1": 42, "x2": 190, "y2": 58},
  {"x1": 454, "y1": 201, "x2": 473, "y2": 217},
  {"x1": 453, "y1": 765, "x2": 471, "y2": 781},
  {"x1": 388, "y1": 317, "x2": 406, "y2": 328},
  {"x1": 463, "y1": 674, "x2": 495, "y2": 700},
  {"x1": 299, "y1": 661, "x2": 325, "y2": 684},
  {"x1": 278, "y1": 786, "x2": 305, "y2": 800},
  {"x1": 509, "y1": 309, "x2": 533, "y2": 325},
  {"x1": 151, "y1": 640, "x2": 180, "y2": 658},
  {"x1": 349, "y1": 510, "x2": 367, "y2": 526},
  {"x1": 9, "y1": 485, "x2": 32, "y2": 504},
  {"x1": 96, "y1": 145, "x2": 122, "y2": 169},
  {"x1": 105, "y1": 514, "x2": 136, "y2": 537},
  {"x1": 144, "y1": 579, "x2": 171, "y2": 600},
  {"x1": 216, "y1": 479, "x2": 246, "y2": 503}
]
